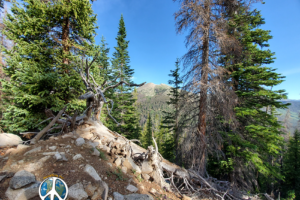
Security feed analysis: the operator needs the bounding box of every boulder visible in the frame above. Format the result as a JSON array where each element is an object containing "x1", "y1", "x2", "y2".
[
  {"x1": 84, "y1": 164, "x2": 101, "y2": 181},
  {"x1": 9, "y1": 170, "x2": 36, "y2": 189},
  {"x1": 5, "y1": 182, "x2": 40, "y2": 200},
  {"x1": 94, "y1": 180, "x2": 108, "y2": 200},
  {"x1": 127, "y1": 158, "x2": 142, "y2": 174},
  {"x1": 126, "y1": 184, "x2": 138, "y2": 193},
  {"x1": 141, "y1": 174, "x2": 150, "y2": 180},
  {"x1": 75, "y1": 138, "x2": 85, "y2": 146},
  {"x1": 91, "y1": 148, "x2": 100, "y2": 157},
  {"x1": 113, "y1": 192, "x2": 125, "y2": 200},
  {"x1": 0, "y1": 133, "x2": 22, "y2": 148},
  {"x1": 124, "y1": 194, "x2": 154, "y2": 200},
  {"x1": 141, "y1": 161, "x2": 153, "y2": 174},
  {"x1": 23, "y1": 156, "x2": 50, "y2": 172},
  {"x1": 68, "y1": 183, "x2": 88, "y2": 200},
  {"x1": 114, "y1": 157, "x2": 122, "y2": 167}
]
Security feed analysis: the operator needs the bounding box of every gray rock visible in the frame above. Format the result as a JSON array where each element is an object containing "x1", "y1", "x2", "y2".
[
  {"x1": 5, "y1": 181, "x2": 40, "y2": 200},
  {"x1": 84, "y1": 164, "x2": 101, "y2": 181},
  {"x1": 75, "y1": 137, "x2": 85, "y2": 146},
  {"x1": 113, "y1": 192, "x2": 125, "y2": 200},
  {"x1": 48, "y1": 146, "x2": 57, "y2": 150},
  {"x1": 73, "y1": 154, "x2": 84, "y2": 160},
  {"x1": 54, "y1": 152, "x2": 62, "y2": 160},
  {"x1": 24, "y1": 146, "x2": 42, "y2": 155},
  {"x1": 124, "y1": 194, "x2": 154, "y2": 200},
  {"x1": 65, "y1": 145, "x2": 71, "y2": 148},
  {"x1": 0, "y1": 175, "x2": 6, "y2": 182},
  {"x1": 17, "y1": 160, "x2": 24, "y2": 165},
  {"x1": 62, "y1": 132, "x2": 73, "y2": 138},
  {"x1": 126, "y1": 184, "x2": 138, "y2": 193},
  {"x1": 88, "y1": 141, "x2": 100, "y2": 148},
  {"x1": 9, "y1": 170, "x2": 36, "y2": 189},
  {"x1": 68, "y1": 183, "x2": 89, "y2": 200},
  {"x1": 92, "y1": 148, "x2": 100, "y2": 157},
  {"x1": 93, "y1": 180, "x2": 109, "y2": 200},
  {"x1": 108, "y1": 198, "x2": 113, "y2": 200},
  {"x1": 127, "y1": 158, "x2": 142, "y2": 174},
  {"x1": 107, "y1": 163, "x2": 112, "y2": 167},
  {"x1": 0, "y1": 133, "x2": 22, "y2": 148}
]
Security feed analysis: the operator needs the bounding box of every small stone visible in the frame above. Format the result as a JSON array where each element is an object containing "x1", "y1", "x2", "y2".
[
  {"x1": 142, "y1": 173, "x2": 150, "y2": 180},
  {"x1": 68, "y1": 183, "x2": 88, "y2": 200},
  {"x1": 104, "y1": 177, "x2": 107, "y2": 180},
  {"x1": 114, "y1": 157, "x2": 122, "y2": 167},
  {"x1": 71, "y1": 140, "x2": 74, "y2": 144},
  {"x1": 0, "y1": 175, "x2": 6, "y2": 182},
  {"x1": 73, "y1": 154, "x2": 84, "y2": 160},
  {"x1": 108, "y1": 198, "x2": 113, "y2": 200},
  {"x1": 113, "y1": 192, "x2": 124, "y2": 200},
  {"x1": 124, "y1": 194, "x2": 154, "y2": 200},
  {"x1": 17, "y1": 160, "x2": 24, "y2": 165},
  {"x1": 70, "y1": 170, "x2": 76, "y2": 173},
  {"x1": 107, "y1": 163, "x2": 112, "y2": 167},
  {"x1": 65, "y1": 145, "x2": 71, "y2": 148},
  {"x1": 92, "y1": 148, "x2": 100, "y2": 157},
  {"x1": 49, "y1": 146, "x2": 57, "y2": 150},
  {"x1": 150, "y1": 188, "x2": 157, "y2": 195},
  {"x1": 140, "y1": 185, "x2": 145, "y2": 191},
  {"x1": 126, "y1": 184, "x2": 138, "y2": 193},
  {"x1": 54, "y1": 152, "x2": 62, "y2": 160},
  {"x1": 183, "y1": 195, "x2": 192, "y2": 200},
  {"x1": 84, "y1": 164, "x2": 101, "y2": 181},
  {"x1": 75, "y1": 138, "x2": 85, "y2": 146},
  {"x1": 121, "y1": 166, "x2": 127, "y2": 174}
]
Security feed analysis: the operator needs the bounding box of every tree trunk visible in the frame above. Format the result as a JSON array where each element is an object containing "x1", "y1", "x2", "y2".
[
  {"x1": 197, "y1": 0, "x2": 210, "y2": 176},
  {"x1": 62, "y1": 15, "x2": 70, "y2": 66}
]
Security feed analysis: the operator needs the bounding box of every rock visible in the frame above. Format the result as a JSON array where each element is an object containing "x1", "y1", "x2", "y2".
[
  {"x1": 68, "y1": 183, "x2": 88, "y2": 200},
  {"x1": 183, "y1": 195, "x2": 192, "y2": 200},
  {"x1": 140, "y1": 185, "x2": 145, "y2": 191},
  {"x1": 5, "y1": 181, "x2": 40, "y2": 200},
  {"x1": 127, "y1": 158, "x2": 142, "y2": 174},
  {"x1": 108, "y1": 198, "x2": 113, "y2": 200},
  {"x1": 114, "y1": 157, "x2": 122, "y2": 167},
  {"x1": 17, "y1": 160, "x2": 24, "y2": 165},
  {"x1": 17, "y1": 144, "x2": 30, "y2": 150},
  {"x1": 106, "y1": 147, "x2": 111, "y2": 153},
  {"x1": 113, "y1": 192, "x2": 125, "y2": 200},
  {"x1": 24, "y1": 156, "x2": 50, "y2": 172},
  {"x1": 65, "y1": 145, "x2": 71, "y2": 148},
  {"x1": 141, "y1": 174, "x2": 150, "y2": 180},
  {"x1": 149, "y1": 188, "x2": 157, "y2": 195},
  {"x1": 85, "y1": 183, "x2": 97, "y2": 196},
  {"x1": 75, "y1": 137, "x2": 85, "y2": 146},
  {"x1": 94, "y1": 180, "x2": 108, "y2": 200},
  {"x1": 126, "y1": 184, "x2": 138, "y2": 193},
  {"x1": 84, "y1": 164, "x2": 101, "y2": 181},
  {"x1": 48, "y1": 146, "x2": 57, "y2": 150},
  {"x1": 73, "y1": 154, "x2": 84, "y2": 160},
  {"x1": 9, "y1": 170, "x2": 36, "y2": 189},
  {"x1": 92, "y1": 148, "x2": 100, "y2": 157},
  {"x1": 121, "y1": 166, "x2": 127, "y2": 174},
  {"x1": 88, "y1": 141, "x2": 100, "y2": 148},
  {"x1": 62, "y1": 132, "x2": 73, "y2": 138},
  {"x1": 61, "y1": 153, "x2": 68, "y2": 161},
  {"x1": 54, "y1": 152, "x2": 62, "y2": 160},
  {"x1": 107, "y1": 163, "x2": 112, "y2": 167},
  {"x1": 141, "y1": 161, "x2": 153, "y2": 174},
  {"x1": 0, "y1": 175, "x2": 6, "y2": 182},
  {"x1": 0, "y1": 133, "x2": 22, "y2": 148},
  {"x1": 149, "y1": 171, "x2": 161, "y2": 184},
  {"x1": 124, "y1": 194, "x2": 154, "y2": 200}
]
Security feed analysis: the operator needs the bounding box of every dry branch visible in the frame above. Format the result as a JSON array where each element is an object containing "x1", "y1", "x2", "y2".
[{"x1": 30, "y1": 106, "x2": 67, "y2": 145}]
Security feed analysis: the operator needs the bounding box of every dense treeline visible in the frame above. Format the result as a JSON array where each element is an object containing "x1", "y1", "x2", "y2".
[{"x1": 0, "y1": 0, "x2": 299, "y2": 199}]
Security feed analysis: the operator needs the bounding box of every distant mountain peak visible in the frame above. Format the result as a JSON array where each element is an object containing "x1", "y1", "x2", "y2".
[{"x1": 137, "y1": 82, "x2": 171, "y2": 97}]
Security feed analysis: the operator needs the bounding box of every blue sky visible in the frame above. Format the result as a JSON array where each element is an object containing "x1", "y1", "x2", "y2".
[{"x1": 91, "y1": 0, "x2": 300, "y2": 100}]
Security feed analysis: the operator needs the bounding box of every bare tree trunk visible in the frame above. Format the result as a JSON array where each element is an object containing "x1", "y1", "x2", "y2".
[{"x1": 197, "y1": 0, "x2": 210, "y2": 176}]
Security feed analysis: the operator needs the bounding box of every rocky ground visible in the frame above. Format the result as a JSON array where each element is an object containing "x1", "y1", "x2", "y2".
[{"x1": 0, "y1": 130, "x2": 187, "y2": 200}]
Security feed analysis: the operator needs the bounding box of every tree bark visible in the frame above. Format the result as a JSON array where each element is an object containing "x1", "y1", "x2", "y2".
[{"x1": 197, "y1": 0, "x2": 210, "y2": 176}]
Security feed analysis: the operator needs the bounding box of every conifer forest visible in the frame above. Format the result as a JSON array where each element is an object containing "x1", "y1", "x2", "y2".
[{"x1": 0, "y1": 0, "x2": 299, "y2": 199}]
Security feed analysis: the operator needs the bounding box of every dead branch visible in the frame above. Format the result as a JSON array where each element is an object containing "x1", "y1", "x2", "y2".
[{"x1": 30, "y1": 106, "x2": 67, "y2": 145}]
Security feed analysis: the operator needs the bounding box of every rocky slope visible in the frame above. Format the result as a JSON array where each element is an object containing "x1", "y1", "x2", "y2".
[{"x1": 0, "y1": 129, "x2": 183, "y2": 200}]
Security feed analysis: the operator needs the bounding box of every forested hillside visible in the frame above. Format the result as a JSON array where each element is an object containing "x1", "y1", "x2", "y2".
[{"x1": 136, "y1": 83, "x2": 300, "y2": 134}]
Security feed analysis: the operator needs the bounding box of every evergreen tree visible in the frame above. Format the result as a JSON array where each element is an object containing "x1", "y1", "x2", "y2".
[
  {"x1": 142, "y1": 113, "x2": 153, "y2": 148},
  {"x1": 219, "y1": 5, "x2": 290, "y2": 190},
  {"x1": 107, "y1": 14, "x2": 139, "y2": 140},
  {"x1": 162, "y1": 59, "x2": 182, "y2": 158},
  {"x1": 0, "y1": 0, "x2": 97, "y2": 133},
  {"x1": 283, "y1": 129, "x2": 300, "y2": 199}
]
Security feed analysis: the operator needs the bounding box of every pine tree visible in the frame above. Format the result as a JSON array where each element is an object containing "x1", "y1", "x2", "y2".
[
  {"x1": 219, "y1": 5, "x2": 290, "y2": 190},
  {"x1": 107, "y1": 14, "x2": 139, "y2": 140},
  {"x1": 283, "y1": 129, "x2": 300, "y2": 199},
  {"x1": 0, "y1": 0, "x2": 97, "y2": 133},
  {"x1": 162, "y1": 59, "x2": 182, "y2": 151},
  {"x1": 142, "y1": 113, "x2": 153, "y2": 148}
]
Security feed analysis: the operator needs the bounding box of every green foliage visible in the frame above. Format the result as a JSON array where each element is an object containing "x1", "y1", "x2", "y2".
[
  {"x1": 135, "y1": 174, "x2": 143, "y2": 182},
  {"x1": 0, "y1": 0, "x2": 97, "y2": 133},
  {"x1": 282, "y1": 129, "x2": 300, "y2": 199},
  {"x1": 106, "y1": 167, "x2": 127, "y2": 181},
  {"x1": 95, "y1": 147, "x2": 108, "y2": 161},
  {"x1": 105, "y1": 14, "x2": 140, "y2": 140}
]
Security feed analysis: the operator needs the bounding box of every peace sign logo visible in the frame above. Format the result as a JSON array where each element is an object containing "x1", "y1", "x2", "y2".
[{"x1": 39, "y1": 177, "x2": 68, "y2": 200}]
